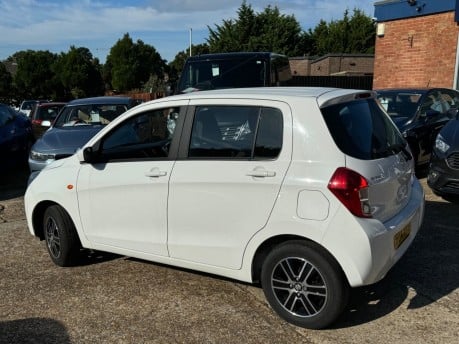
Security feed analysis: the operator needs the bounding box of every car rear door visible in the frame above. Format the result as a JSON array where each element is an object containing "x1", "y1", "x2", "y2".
[{"x1": 167, "y1": 99, "x2": 292, "y2": 269}]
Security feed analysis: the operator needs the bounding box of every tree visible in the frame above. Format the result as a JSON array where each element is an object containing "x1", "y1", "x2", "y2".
[
  {"x1": 53, "y1": 46, "x2": 104, "y2": 99},
  {"x1": 13, "y1": 50, "x2": 59, "y2": 100},
  {"x1": 307, "y1": 9, "x2": 375, "y2": 56},
  {"x1": 0, "y1": 62, "x2": 13, "y2": 102},
  {"x1": 105, "y1": 33, "x2": 166, "y2": 92},
  {"x1": 207, "y1": 1, "x2": 303, "y2": 56}
]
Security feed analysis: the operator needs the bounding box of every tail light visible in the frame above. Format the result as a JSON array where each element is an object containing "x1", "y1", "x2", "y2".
[
  {"x1": 328, "y1": 167, "x2": 372, "y2": 218},
  {"x1": 32, "y1": 119, "x2": 42, "y2": 125}
]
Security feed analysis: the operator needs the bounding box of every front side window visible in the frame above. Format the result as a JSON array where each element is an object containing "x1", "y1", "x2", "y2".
[
  {"x1": 100, "y1": 107, "x2": 180, "y2": 160},
  {"x1": 321, "y1": 99, "x2": 406, "y2": 160},
  {"x1": 188, "y1": 105, "x2": 283, "y2": 159}
]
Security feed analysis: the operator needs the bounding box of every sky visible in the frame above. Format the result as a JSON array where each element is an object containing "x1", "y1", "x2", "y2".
[{"x1": 0, "y1": 0, "x2": 375, "y2": 64}]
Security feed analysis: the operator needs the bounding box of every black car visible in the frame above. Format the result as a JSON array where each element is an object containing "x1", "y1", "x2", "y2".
[
  {"x1": 0, "y1": 103, "x2": 34, "y2": 173},
  {"x1": 376, "y1": 88, "x2": 459, "y2": 168},
  {"x1": 427, "y1": 112, "x2": 459, "y2": 202}
]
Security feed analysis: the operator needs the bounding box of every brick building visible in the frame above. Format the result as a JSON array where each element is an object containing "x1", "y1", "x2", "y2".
[{"x1": 373, "y1": 0, "x2": 459, "y2": 89}]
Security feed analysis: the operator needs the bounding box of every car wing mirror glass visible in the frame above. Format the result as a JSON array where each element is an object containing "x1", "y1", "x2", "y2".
[{"x1": 82, "y1": 147, "x2": 94, "y2": 163}]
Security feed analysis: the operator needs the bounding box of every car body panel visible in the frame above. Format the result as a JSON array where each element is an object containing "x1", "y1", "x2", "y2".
[
  {"x1": 428, "y1": 118, "x2": 459, "y2": 198},
  {"x1": 0, "y1": 104, "x2": 33, "y2": 173}
]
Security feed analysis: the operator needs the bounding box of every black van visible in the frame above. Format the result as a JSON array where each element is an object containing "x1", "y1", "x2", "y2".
[{"x1": 176, "y1": 52, "x2": 292, "y2": 93}]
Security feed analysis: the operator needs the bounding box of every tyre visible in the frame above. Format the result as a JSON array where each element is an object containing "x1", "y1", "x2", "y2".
[
  {"x1": 43, "y1": 205, "x2": 81, "y2": 267},
  {"x1": 261, "y1": 240, "x2": 349, "y2": 329}
]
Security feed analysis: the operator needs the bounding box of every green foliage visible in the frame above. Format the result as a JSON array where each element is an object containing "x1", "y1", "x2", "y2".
[
  {"x1": 307, "y1": 9, "x2": 375, "y2": 56},
  {"x1": 13, "y1": 50, "x2": 59, "y2": 100},
  {"x1": 105, "y1": 33, "x2": 166, "y2": 92},
  {"x1": 0, "y1": 62, "x2": 13, "y2": 102},
  {"x1": 53, "y1": 46, "x2": 104, "y2": 99},
  {"x1": 207, "y1": 1, "x2": 303, "y2": 56}
]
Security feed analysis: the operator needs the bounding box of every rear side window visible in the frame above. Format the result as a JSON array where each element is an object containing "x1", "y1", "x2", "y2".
[
  {"x1": 188, "y1": 105, "x2": 283, "y2": 159},
  {"x1": 321, "y1": 99, "x2": 405, "y2": 160}
]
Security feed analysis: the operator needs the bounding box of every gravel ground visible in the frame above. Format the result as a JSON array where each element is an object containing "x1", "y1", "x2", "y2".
[{"x1": 0, "y1": 167, "x2": 458, "y2": 343}]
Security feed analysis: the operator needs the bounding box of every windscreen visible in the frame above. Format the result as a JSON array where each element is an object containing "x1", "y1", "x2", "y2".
[
  {"x1": 321, "y1": 98, "x2": 407, "y2": 160},
  {"x1": 178, "y1": 57, "x2": 267, "y2": 93},
  {"x1": 54, "y1": 104, "x2": 128, "y2": 128}
]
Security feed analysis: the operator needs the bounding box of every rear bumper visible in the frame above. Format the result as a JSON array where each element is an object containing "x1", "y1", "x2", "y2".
[{"x1": 323, "y1": 178, "x2": 425, "y2": 287}]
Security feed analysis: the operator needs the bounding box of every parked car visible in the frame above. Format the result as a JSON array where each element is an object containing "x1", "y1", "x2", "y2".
[
  {"x1": 28, "y1": 96, "x2": 136, "y2": 174},
  {"x1": 427, "y1": 110, "x2": 459, "y2": 202},
  {"x1": 29, "y1": 102, "x2": 66, "y2": 139},
  {"x1": 376, "y1": 88, "x2": 459, "y2": 168},
  {"x1": 19, "y1": 99, "x2": 48, "y2": 117},
  {"x1": 25, "y1": 87, "x2": 425, "y2": 329},
  {"x1": 0, "y1": 103, "x2": 33, "y2": 173}
]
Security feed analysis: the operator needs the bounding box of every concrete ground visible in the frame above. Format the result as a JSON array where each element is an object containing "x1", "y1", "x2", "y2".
[{"x1": 0, "y1": 168, "x2": 458, "y2": 344}]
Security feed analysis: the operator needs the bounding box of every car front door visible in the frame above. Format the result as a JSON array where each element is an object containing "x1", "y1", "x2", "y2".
[
  {"x1": 167, "y1": 100, "x2": 292, "y2": 269},
  {"x1": 77, "y1": 103, "x2": 186, "y2": 256}
]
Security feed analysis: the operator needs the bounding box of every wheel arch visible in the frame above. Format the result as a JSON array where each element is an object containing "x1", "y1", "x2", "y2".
[
  {"x1": 251, "y1": 235, "x2": 346, "y2": 285},
  {"x1": 31, "y1": 200, "x2": 63, "y2": 240}
]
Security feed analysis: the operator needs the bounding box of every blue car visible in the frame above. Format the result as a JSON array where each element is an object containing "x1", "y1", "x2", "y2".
[
  {"x1": 28, "y1": 96, "x2": 136, "y2": 173},
  {"x1": 0, "y1": 103, "x2": 33, "y2": 174}
]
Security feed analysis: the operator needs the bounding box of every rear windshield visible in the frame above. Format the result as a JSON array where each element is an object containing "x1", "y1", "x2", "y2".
[{"x1": 321, "y1": 99, "x2": 406, "y2": 160}]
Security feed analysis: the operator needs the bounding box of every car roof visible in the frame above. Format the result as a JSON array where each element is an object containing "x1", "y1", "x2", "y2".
[
  {"x1": 186, "y1": 52, "x2": 287, "y2": 61},
  {"x1": 156, "y1": 87, "x2": 374, "y2": 108},
  {"x1": 66, "y1": 96, "x2": 132, "y2": 106}
]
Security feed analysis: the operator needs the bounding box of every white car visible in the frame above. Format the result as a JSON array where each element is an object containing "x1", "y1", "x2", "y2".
[{"x1": 25, "y1": 87, "x2": 425, "y2": 329}]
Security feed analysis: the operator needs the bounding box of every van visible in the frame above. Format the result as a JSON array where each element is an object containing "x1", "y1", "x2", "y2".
[{"x1": 176, "y1": 52, "x2": 292, "y2": 93}]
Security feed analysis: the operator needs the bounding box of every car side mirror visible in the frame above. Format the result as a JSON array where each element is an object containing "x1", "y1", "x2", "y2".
[
  {"x1": 83, "y1": 147, "x2": 95, "y2": 163},
  {"x1": 41, "y1": 120, "x2": 51, "y2": 127}
]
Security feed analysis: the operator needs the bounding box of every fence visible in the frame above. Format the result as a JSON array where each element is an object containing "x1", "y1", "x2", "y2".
[{"x1": 289, "y1": 75, "x2": 373, "y2": 90}]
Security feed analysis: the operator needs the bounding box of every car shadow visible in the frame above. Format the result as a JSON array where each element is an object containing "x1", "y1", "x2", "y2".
[
  {"x1": 77, "y1": 249, "x2": 121, "y2": 266},
  {"x1": 331, "y1": 199, "x2": 458, "y2": 328},
  {"x1": 0, "y1": 317, "x2": 71, "y2": 344},
  {"x1": 0, "y1": 164, "x2": 29, "y2": 201}
]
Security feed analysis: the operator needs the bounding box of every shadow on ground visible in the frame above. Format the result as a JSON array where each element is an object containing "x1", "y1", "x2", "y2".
[
  {"x1": 0, "y1": 318, "x2": 71, "y2": 344},
  {"x1": 0, "y1": 164, "x2": 29, "y2": 201}
]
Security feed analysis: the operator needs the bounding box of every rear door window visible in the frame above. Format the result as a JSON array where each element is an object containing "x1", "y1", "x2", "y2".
[
  {"x1": 321, "y1": 99, "x2": 406, "y2": 160},
  {"x1": 188, "y1": 105, "x2": 283, "y2": 159}
]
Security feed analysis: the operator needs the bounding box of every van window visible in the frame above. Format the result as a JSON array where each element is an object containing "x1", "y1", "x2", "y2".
[
  {"x1": 188, "y1": 106, "x2": 283, "y2": 159},
  {"x1": 321, "y1": 99, "x2": 406, "y2": 160}
]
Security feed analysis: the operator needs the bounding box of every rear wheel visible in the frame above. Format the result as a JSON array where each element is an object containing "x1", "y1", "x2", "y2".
[
  {"x1": 43, "y1": 205, "x2": 81, "y2": 266},
  {"x1": 261, "y1": 240, "x2": 349, "y2": 329}
]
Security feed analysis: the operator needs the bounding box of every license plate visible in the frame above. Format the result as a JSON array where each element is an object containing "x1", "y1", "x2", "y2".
[{"x1": 394, "y1": 223, "x2": 411, "y2": 250}]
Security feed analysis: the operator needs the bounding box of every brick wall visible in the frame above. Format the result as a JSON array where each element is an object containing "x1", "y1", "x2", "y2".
[
  {"x1": 309, "y1": 56, "x2": 374, "y2": 76},
  {"x1": 373, "y1": 11, "x2": 459, "y2": 89},
  {"x1": 289, "y1": 58, "x2": 313, "y2": 76}
]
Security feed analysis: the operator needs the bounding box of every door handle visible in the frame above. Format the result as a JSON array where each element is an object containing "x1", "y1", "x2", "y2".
[
  {"x1": 145, "y1": 168, "x2": 167, "y2": 178},
  {"x1": 246, "y1": 169, "x2": 276, "y2": 178}
]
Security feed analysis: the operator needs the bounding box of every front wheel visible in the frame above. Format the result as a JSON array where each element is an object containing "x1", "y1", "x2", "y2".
[
  {"x1": 261, "y1": 240, "x2": 349, "y2": 329},
  {"x1": 43, "y1": 205, "x2": 81, "y2": 267}
]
